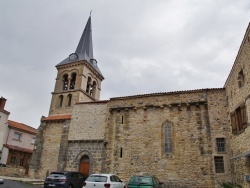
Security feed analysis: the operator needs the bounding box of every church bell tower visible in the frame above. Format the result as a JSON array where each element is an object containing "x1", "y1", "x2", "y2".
[{"x1": 49, "y1": 16, "x2": 104, "y2": 116}]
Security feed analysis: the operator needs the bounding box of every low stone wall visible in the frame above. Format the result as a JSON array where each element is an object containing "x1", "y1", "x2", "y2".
[{"x1": 0, "y1": 165, "x2": 26, "y2": 177}]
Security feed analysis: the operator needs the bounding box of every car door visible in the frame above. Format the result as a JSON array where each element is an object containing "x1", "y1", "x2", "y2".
[{"x1": 110, "y1": 175, "x2": 124, "y2": 188}]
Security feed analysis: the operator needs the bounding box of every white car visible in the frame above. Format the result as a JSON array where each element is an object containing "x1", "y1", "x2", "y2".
[
  {"x1": 83, "y1": 174, "x2": 125, "y2": 188},
  {"x1": 0, "y1": 179, "x2": 3, "y2": 184}
]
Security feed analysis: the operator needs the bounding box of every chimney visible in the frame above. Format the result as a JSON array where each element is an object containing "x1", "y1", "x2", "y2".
[{"x1": 0, "y1": 97, "x2": 7, "y2": 110}]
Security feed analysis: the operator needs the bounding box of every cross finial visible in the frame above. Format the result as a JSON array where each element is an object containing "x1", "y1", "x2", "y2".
[{"x1": 90, "y1": 10, "x2": 92, "y2": 16}]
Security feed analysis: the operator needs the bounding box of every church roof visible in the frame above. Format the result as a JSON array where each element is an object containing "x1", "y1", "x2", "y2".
[{"x1": 56, "y1": 16, "x2": 103, "y2": 77}]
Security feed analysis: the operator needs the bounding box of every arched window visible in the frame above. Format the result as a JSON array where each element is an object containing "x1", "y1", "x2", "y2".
[
  {"x1": 67, "y1": 94, "x2": 72, "y2": 107},
  {"x1": 164, "y1": 122, "x2": 172, "y2": 153},
  {"x1": 62, "y1": 74, "x2": 69, "y2": 90},
  {"x1": 59, "y1": 95, "x2": 63, "y2": 107},
  {"x1": 70, "y1": 73, "x2": 77, "y2": 89},
  {"x1": 91, "y1": 81, "x2": 97, "y2": 97},
  {"x1": 86, "y1": 77, "x2": 92, "y2": 94}
]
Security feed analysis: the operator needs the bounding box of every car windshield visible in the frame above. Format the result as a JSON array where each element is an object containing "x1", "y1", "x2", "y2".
[
  {"x1": 87, "y1": 175, "x2": 108, "y2": 182},
  {"x1": 129, "y1": 176, "x2": 152, "y2": 185}
]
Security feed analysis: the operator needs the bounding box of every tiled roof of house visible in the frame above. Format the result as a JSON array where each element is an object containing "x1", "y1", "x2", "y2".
[
  {"x1": 42, "y1": 114, "x2": 72, "y2": 121},
  {"x1": 4, "y1": 144, "x2": 33, "y2": 153},
  {"x1": 8, "y1": 120, "x2": 36, "y2": 135}
]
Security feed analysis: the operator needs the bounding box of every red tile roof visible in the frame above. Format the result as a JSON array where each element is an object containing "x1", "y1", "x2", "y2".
[
  {"x1": 3, "y1": 144, "x2": 33, "y2": 153},
  {"x1": 8, "y1": 120, "x2": 36, "y2": 135},
  {"x1": 42, "y1": 114, "x2": 72, "y2": 121}
]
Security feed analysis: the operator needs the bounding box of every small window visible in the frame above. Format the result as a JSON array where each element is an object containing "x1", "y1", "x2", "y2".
[
  {"x1": 13, "y1": 132, "x2": 21, "y2": 141},
  {"x1": 59, "y1": 95, "x2": 64, "y2": 107},
  {"x1": 216, "y1": 138, "x2": 226, "y2": 152},
  {"x1": 214, "y1": 156, "x2": 225, "y2": 173},
  {"x1": 31, "y1": 137, "x2": 36, "y2": 144}
]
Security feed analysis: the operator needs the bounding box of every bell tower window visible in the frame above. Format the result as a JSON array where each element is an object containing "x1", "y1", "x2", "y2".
[
  {"x1": 70, "y1": 73, "x2": 76, "y2": 90},
  {"x1": 91, "y1": 81, "x2": 97, "y2": 97},
  {"x1": 59, "y1": 95, "x2": 63, "y2": 107},
  {"x1": 67, "y1": 94, "x2": 72, "y2": 106},
  {"x1": 63, "y1": 74, "x2": 69, "y2": 90},
  {"x1": 86, "y1": 77, "x2": 92, "y2": 94}
]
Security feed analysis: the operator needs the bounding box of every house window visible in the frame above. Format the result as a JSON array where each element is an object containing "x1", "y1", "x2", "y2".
[
  {"x1": 10, "y1": 156, "x2": 16, "y2": 164},
  {"x1": 216, "y1": 138, "x2": 225, "y2": 152},
  {"x1": 164, "y1": 122, "x2": 172, "y2": 153},
  {"x1": 214, "y1": 156, "x2": 225, "y2": 173},
  {"x1": 231, "y1": 103, "x2": 247, "y2": 134},
  {"x1": 13, "y1": 132, "x2": 21, "y2": 141},
  {"x1": 31, "y1": 137, "x2": 36, "y2": 144}
]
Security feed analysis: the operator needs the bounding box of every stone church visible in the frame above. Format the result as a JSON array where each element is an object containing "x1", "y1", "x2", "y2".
[{"x1": 29, "y1": 16, "x2": 250, "y2": 188}]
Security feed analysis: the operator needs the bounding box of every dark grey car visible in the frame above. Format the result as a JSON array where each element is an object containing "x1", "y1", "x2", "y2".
[{"x1": 44, "y1": 171, "x2": 86, "y2": 188}]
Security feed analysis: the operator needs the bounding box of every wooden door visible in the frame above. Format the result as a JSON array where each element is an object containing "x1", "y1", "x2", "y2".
[{"x1": 79, "y1": 161, "x2": 90, "y2": 177}]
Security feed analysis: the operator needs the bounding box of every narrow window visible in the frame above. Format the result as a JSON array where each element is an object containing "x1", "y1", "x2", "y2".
[
  {"x1": 164, "y1": 122, "x2": 172, "y2": 153},
  {"x1": 214, "y1": 156, "x2": 225, "y2": 173},
  {"x1": 86, "y1": 77, "x2": 92, "y2": 94},
  {"x1": 121, "y1": 116, "x2": 124, "y2": 124},
  {"x1": 13, "y1": 132, "x2": 21, "y2": 141},
  {"x1": 120, "y1": 147, "x2": 123, "y2": 158},
  {"x1": 91, "y1": 81, "x2": 97, "y2": 97},
  {"x1": 59, "y1": 95, "x2": 63, "y2": 107},
  {"x1": 63, "y1": 74, "x2": 69, "y2": 90},
  {"x1": 10, "y1": 156, "x2": 16, "y2": 164},
  {"x1": 67, "y1": 94, "x2": 72, "y2": 106},
  {"x1": 238, "y1": 70, "x2": 244, "y2": 88},
  {"x1": 216, "y1": 138, "x2": 225, "y2": 152},
  {"x1": 70, "y1": 73, "x2": 76, "y2": 89}
]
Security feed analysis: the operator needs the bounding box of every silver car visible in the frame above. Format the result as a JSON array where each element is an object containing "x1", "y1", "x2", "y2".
[
  {"x1": 83, "y1": 174, "x2": 125, "y2": 188},
  {"x1": 0, "y1": 179, "x2": 4, "y2": 184}
]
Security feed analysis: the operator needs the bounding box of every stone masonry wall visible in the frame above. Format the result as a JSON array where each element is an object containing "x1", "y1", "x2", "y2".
[
  {"x1": 225, "y1": 25, "x2": 250, "y2": 187},
  {"x1": 103, "y1": 89, "x2": 230, "y2": 188},
  {"x1": 35, "y1": 121, "x2": 65, "y2": 179},
  {"x1": 68, "y1": 102, "x2": 107, "y2": 141}
]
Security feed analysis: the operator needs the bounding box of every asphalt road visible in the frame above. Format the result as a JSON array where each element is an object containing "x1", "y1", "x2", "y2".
[{"x1": 0, "y1": 179, "x2": 42, "y2": 188}]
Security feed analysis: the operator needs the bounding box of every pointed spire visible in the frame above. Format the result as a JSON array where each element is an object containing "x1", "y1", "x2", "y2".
[{"x1": 75, "y1": 16, "x2": 94, "y2": 59}]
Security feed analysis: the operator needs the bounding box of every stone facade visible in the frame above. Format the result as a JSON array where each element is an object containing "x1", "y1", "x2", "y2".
[
  {"x1": 225, "y1": 24, "x2": 250, "y2": 187},
  {"x1": 102, "y1": 89, "x2": 230, "y2": 187},
  {"x1": 29, "y1": 18, "x2": 250, "y2": 188}
]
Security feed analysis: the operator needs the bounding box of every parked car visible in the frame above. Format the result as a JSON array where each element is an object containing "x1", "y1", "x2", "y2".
[
  {"x1": 44, "y1": 171, "x2": 86, "y2": 188},
  {"x1": 0, "y1": 179, "x2": 4, "y2": 184},
  {"x1": 126, "y1": 175, "x2": 164, "y2": 188},
  {"x1": 83, "y1": 174, "x2": 125, "y2": 188}
]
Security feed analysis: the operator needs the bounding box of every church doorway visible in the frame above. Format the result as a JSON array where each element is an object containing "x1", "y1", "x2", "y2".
[{"x1": 79, "y1": 155, "x2": 90, "y2": 177}]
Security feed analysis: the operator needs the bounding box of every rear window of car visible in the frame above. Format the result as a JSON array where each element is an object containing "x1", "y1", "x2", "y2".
[
  {"x1": 86, "y1": 175, "x2": 108, "y2": 182},
  {"x1": 129, "y1": 176, "x2": 152, "y2": 185},
  {"x1": 48, "y1": 173, "x2": 66, "y2": 178}
]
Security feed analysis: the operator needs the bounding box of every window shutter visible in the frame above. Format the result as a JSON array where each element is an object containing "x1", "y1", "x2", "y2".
[
  {"x1": 241, "y1": 104, "x2": 247, "y2": 129},
  {"x1": 230, "y1": 112, "x2": 237, "y2": 134}
]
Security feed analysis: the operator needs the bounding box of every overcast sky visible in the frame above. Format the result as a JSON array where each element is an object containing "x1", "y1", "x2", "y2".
[{"x1": 1, "y1": 0, "x2": 250, "y2": 128}]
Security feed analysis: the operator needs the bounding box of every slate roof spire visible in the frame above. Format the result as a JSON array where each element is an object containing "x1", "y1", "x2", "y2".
[
  {"x1": 57, "y1": 15, "x2": 103, "y2": 77},
  {"x1": 75, "y1": 16, "x2": 94, "y2": 59}
]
